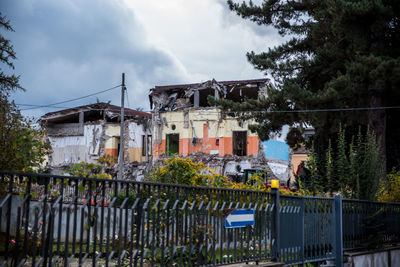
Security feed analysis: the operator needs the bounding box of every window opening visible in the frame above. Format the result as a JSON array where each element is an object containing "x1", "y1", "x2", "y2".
[
  {"x1": 142, "y1": 135, "x2": 153, "y2": 156},
  {"x1": 233, "y1": 131, "x2": 247, "y2": 156},
  {"x1": 116, "y1": 137, "x2": 121, "y2": 158},
  {"x1": 166, "y1": 134, "x2": 179, "y2": 156}
]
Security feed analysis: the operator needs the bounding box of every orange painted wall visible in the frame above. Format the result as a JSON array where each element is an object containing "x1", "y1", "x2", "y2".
[
  {"x1": 290, "y1": 154, "x2": 309, "y2": 181},
  {"x1": 153, "y1": 135, "x2": 259, "y2": 158},
  {"x1": 105, "y1": 148, "x2": 118, "y2": 159},
  {"x1": 154, "y1": 139, "x2": 166, "y2": 158},
  {"x1": 223, "y1": 137, "x2": 233, "y2": 156},
  {"x1": 247, "y1": 136, "x2": 259, "y2": 156}
]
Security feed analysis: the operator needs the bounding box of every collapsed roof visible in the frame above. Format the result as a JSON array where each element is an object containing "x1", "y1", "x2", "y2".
[
  {"x1": 149, "y1": 78, "x2": 271, "y2": 111},
  {"x1": 40, "y1": 102, "x2": 151, "y2": 124}
]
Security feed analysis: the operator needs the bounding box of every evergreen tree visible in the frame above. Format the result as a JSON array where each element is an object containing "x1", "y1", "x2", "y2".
[
  {"x1": 217, "y1": 0, "x2": 400, "y2": 172},
  {"x1": 0, "y1": 13, "x2": 23, "y2": 94},
  {"x1": 348, "y1": 137, "x2": 360, "y2": 198},
  {"x1": 337, "y1": 126, "x2": 349, "y2": 195},
  {"x1": 300, "y1": 141, "x2": 322, "y2": 194},
  {"x1": 303, "y1": 128, "x2": 381, "y2": 200},
  {"x1": 325, "y1": 140, "x2": 335, "y2": 194}
]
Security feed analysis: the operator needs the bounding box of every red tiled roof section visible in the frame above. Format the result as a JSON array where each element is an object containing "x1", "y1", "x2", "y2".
[
  {"x1": 41, "y1": 102, "x2": 151, "y2": 120},
  {"x1": 150, "y1": 78, "x2": 270, "y2": 95}
]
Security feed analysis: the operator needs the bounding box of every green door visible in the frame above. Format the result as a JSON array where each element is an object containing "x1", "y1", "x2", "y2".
[{"x1": 166, "y1": 134, "x2": 179, "y2": 156}]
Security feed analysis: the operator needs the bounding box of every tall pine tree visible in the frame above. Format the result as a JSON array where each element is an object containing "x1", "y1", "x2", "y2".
[{"x1": 217, "y1": 0, "x2": 400, "y2": 172}]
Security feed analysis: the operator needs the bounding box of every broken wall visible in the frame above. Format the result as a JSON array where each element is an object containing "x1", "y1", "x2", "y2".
[
  {"x1": 153, "y1": 108, "x2": 259, "y2": 158},
  {"x1": 127, "y1": 120, "x2": 152, "y2": 162},
  {"x1": 48, "y1": 120, "x2": 152, "y2": 168},
  {"x1": 103, "y1": 122, "x2": 151, "y2": 163},
  {"x1": 104, "y1": 124, "x2": 120, "y2": 160},
  {"x1": 48, "y1": 124, "x2": 103, "y2": 166}
]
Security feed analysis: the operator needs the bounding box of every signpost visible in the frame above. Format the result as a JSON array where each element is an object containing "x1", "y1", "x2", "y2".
[{"x1": 225, "y1": 209, "x2": 255, "y2": 228}]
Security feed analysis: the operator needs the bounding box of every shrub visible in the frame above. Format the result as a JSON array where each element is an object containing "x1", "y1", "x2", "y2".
[
  {"x1": 146, "y1": 157, "x2": 226, "y2": 186},
  {"x1": 146, "y1": 157, "x2": 298, "y2": 195},
  {"x1": 376, "y1": 169, "x2": 400, "y2": 202},
  {"x1": 63, "y1": 161, "x2": 112, "y2": 179}
]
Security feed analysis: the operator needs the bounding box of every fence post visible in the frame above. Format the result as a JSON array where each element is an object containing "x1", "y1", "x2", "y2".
[
  {"x1": 334, "y1": 195, "x2": 343, "y2": 267},
  {"x1": 271, "y1": 187, "x2": 280, "y2": 262}
]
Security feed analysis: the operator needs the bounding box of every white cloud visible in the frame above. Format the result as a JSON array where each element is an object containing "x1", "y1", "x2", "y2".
[
  {"x1": 3, "y1": 0, "x2": 284, "y2": 118},
  {"x1": 125, "y1": 0, "x2": 283, "y2": 82}
]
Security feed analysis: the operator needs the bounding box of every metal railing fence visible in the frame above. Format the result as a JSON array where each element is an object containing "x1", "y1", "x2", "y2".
[
  {"x1": 0, "y1": 171, "x2": 274, "y2": 267},
  {"x1": 343, "y1": 198, "x2": 400, "y2": 251},
  {"x1": 0, "y1": 171, "x2": 399, "y2": 267}
]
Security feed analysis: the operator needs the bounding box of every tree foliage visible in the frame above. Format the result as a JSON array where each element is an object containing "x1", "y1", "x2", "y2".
[
  {"x1": 0, "y1": 13, "x2": 23, "y2": 94},
  {"x1": 0, "y1": 95, "x2": 51, "y2": 171},
  {"x1": 217, "y1": 0, "x2": 400, "y2": 170},
  {"x1": 299, "y1": 127, "x2": 382, "y2": 200},
  {"x1": 0, "y1": 13, "x2": 50, "y2": 172},
  {"x1": 377, "y1": 169, "x2": 400, "y2": 202}
]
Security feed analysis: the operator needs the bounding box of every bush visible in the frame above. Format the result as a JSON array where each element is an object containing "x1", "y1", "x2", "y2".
[
  {"x1": 63, "y1": 161, "x2": 112, "y2": 179},
  {"x1": 146, "y1": 157, "x2": 298, "y2": 195},
  {"x1": 376, "y1": 169, "x2": 400, "y2": 202},
  {"x1": 146, "y1": 157, "x2": 225, "y2": 186}
]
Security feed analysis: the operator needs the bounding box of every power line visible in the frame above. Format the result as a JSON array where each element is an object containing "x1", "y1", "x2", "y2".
[
  {"x1": 226, "y1": 106, "x2": 400, "y2": 114},
  {"x1": 21, "y1": 84, "x2": 121, "y2": 111},
  {"x1": 16, "y1": 104, "x2": 150, "y2": 115},
  {"x1": 17, "y1": 104, "x2": 71, "y2": 109},
  {"x1": 150, "y1": 105, "x2": 400, "y2": 114}
]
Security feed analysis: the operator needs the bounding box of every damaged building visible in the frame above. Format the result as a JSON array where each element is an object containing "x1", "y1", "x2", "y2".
[
  {"x1": 40, "y1": 102, "x2": 152, "y2": 174},
  {"x1": 149, "y1": 78, "x2": 278, "y2": 179}
]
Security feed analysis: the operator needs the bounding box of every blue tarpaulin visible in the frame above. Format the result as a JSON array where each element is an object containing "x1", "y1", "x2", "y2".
[{"x1": 262, "y1": 139, "x2": 289, "y2": 162}]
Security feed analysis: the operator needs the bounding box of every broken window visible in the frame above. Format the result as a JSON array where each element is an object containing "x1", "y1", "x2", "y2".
[
  {"x1": 166, "y1": 134, "x2": 179, "y2": 156},
  {"x1": 191, "y1": 89, "x2": 216, "y2": 107},
  {"x1": 233, "y1": 131, "x2": 247, "y2": 156},
  {"x1": 142, "y1": 135, "x2": 153, "y2": 156},
  {"x1": 116, "y1": 137, "x2": 121, "y2": 158},
  {"x1": 225, "y1": 86, "x2": 259, "y2": 102}
]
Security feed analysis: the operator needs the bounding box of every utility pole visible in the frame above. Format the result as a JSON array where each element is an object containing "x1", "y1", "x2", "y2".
[{"x1": 118, "y1": 73, "x2": 125, "y2": 179}]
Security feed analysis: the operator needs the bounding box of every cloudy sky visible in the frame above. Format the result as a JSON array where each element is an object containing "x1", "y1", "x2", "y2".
[{"x1": 2, "y1": 0, "x2": 283, "y2": 118}]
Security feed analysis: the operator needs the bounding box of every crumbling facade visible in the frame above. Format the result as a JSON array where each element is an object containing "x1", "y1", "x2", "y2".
[
  {"x1": 149, "y1": 79, "x2": 274, "y2": 178},
  {"x1": 40, "y1": 103, "x2": 152, "y2": 172}
]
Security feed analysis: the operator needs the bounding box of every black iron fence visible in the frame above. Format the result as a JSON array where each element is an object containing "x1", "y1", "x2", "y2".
[
  {"x1": 342, "y1": 198, "x2": 400, "y2": 250},
  {"x1": 0, "y1": 171, "x2": 399, "y2": 267}
]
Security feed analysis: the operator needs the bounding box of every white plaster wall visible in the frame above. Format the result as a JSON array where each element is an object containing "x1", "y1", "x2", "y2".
[
  {"x1": 267, "y1": 161, "x2": 290, "y2": 181},
  {"x1": 224, "y1": 161, "x2": 252, "y2": 176},
  {"x1": 128, "y1": 121, "x2": 149, "y2": 149},
  {"x1": 104, "y1": 124, "x2": 120, "y2": 149},
  {"x1": 49, "y1": 124, "x2": 103, "y2": 166}
]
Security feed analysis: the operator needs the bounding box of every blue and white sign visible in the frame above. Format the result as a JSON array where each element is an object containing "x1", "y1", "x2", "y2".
[{"x1": 225, "y1": 209, "x2": 255, "y2": 228}]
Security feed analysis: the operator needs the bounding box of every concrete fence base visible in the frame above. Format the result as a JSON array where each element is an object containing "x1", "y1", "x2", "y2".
[
  {"x1": 217, "y1": 262, "x2": 284, "y2": 267},
  {"x1": 344, "y1": 246, "x2": 400, "y2": 267}
]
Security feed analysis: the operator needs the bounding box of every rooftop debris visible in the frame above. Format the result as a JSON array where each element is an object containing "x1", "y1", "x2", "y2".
[
  {"x1": 149, "y1": 78, "x2": 271, "y2": 111},
  {"x1": 40, "y1": 102, "x2": 151, "y2": 124}
]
